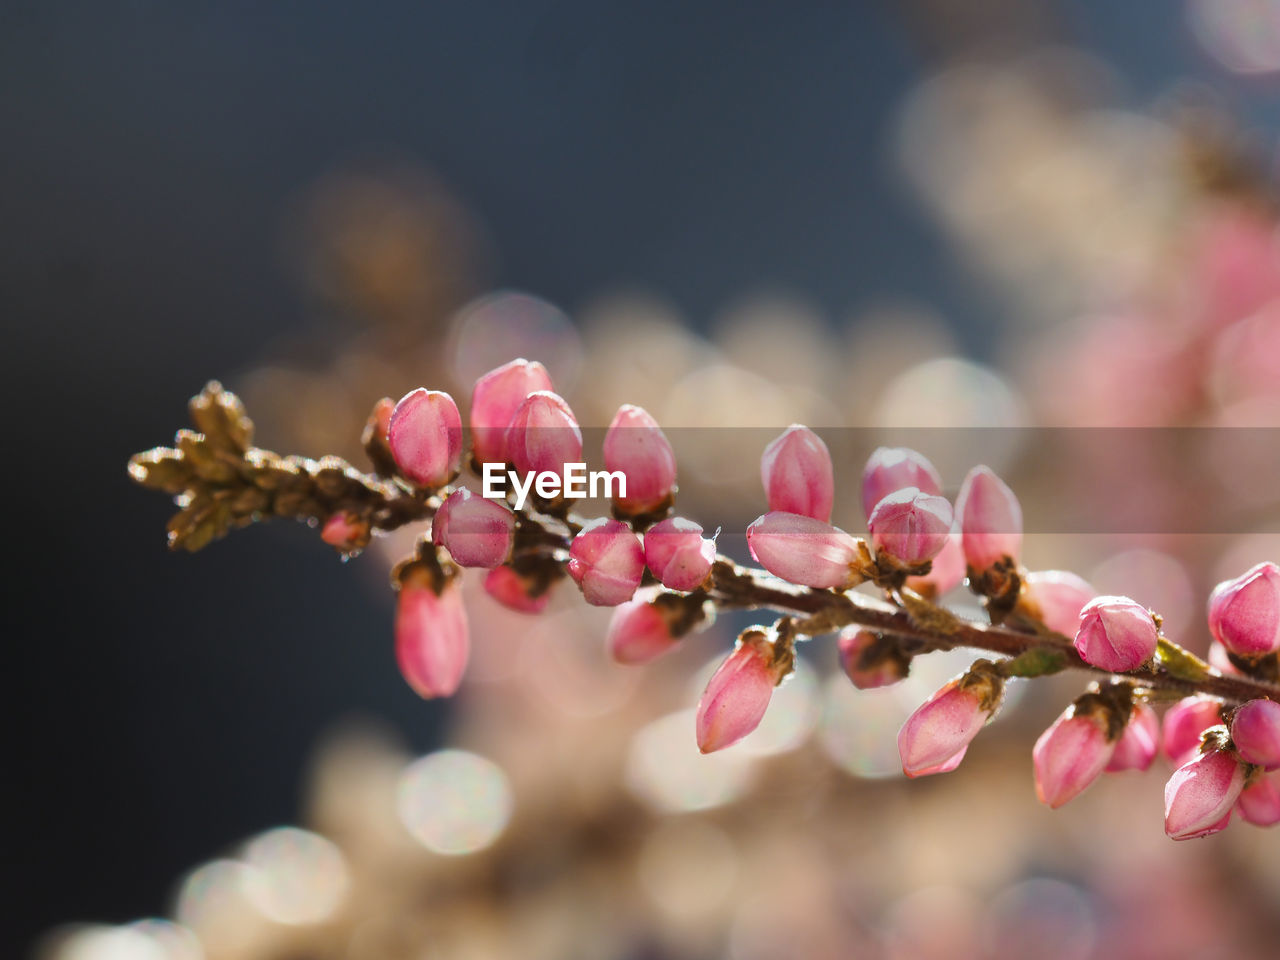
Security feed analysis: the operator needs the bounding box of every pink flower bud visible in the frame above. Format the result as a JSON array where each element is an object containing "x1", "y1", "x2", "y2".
[
  {"x1": 911, "y1": 747, "x2": 969, "y2": 777},
  {"x1": 482, "y1": 566, "x2": 551, "y2": 614},
  {"x1": 603, "y1": 404, "x2": 677, "y2": 514},
  {"x1": 362, "y1": 396, "x2": 397, "y2": 475},
  {"x1": 567, "y1": 517, "x2": 644, "y2": 606},
  {"x1": 1208, "y1": 641, "x2": 1241, "y2": 676},
  {"x1": 1163, "y1": 697, "x2": 1223, "y2": 767},
  {"x1": 861, "y1": 446, "x2": 943, "y2": 520},
  {"x1": 643, "y1": 517, "x2": 715, "y2": 591},
  {"x1": 761, "y1": 425, "x2": 835, "y2": 522},
  {"x1": 1208, "y1": 561, "x2": 1280, "y2": 658},
  {"x1": 606, "y1": 591, "x2": 679, "y2": 664},
  {"x1": 1024, "y1": 570, "x2": 1097, "y2": 636},
  {"x1": 1072, "y1": 596, "x2": 1159, "y2": 673},
  {"x1": 470, "y1": 358, "x2": 554, "y2": 464},
  {"x1": 320, "y1": 511, "x2": 370, "y2": 551},
  {"x1": 1033, "y1": 710, "x2": 1115, "y2": 807},
  {"x1": 431, "y1": 488, "x2": 515, "y2": 568},
  {"x1": 1164, "y1": 748, "x2": 1246, "y2": 840},
  {"x1": 1173, "y1": 811, "x2": 1233, "y2": 840},
  {"x1": 746, "y1": 511, "x2": 862, "y2": 589},
  {"x1": 905, "y1": 525, "x2": 965, "y2": 596},
  {"x1": 387, "y1": 389, "x2": 463, "y2": 487},
  {"x1": 868, "y1": 487, "x2": 954, "y2": 566},
  {"x1": 1230, "y1": 698, "x2": 1280, "y2": 770},
  {"x1": 696, "y1": 636, "x2": 778, "y2": 753},
  {"x1": 837, "y1": 628, "x2": 909, "y2": 689},
  {"x1": 1106, "y1": 703, "x2": 1160, "y2": 772},
  {"x1": 369, "y1": 396, "x2": 394, "y2": 440},
  {"x1": 608, "y1": 590, "x2": 710, "y2": 665},
  {"x1": 897, "y1": 673, "x2": 1002, "y2": 777},
  {"x1": 395, "y1": 579, "x2": 469, "y2": 699},
  {"x1": 1236, "y1": 770, "x2": 1280, "y2": 827},
  {"x1": 606, "y1": 595, "x2": 677, "y2": 665},
  {"x1": 954, "y1": 465, "x2": 1022, "y2": 571},
  {"x1": 505, "y1": 390, "x2": 582, "y2": 479}
]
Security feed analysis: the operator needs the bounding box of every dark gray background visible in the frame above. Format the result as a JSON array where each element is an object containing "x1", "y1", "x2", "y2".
[{"x1": 3, "y1": 1, "x2": 1274, "y2": 954}]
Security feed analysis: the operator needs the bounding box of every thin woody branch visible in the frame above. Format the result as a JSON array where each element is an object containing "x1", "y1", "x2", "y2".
[
  {"x1": 128, "y1": 374, "x2": 1280, "y2": 839},
  {"x1": 704, "y1": 560, "x2": 1280, "y2": 704},
  {"x1": 129, "y1": 381, "x2": 1280, "y2": 707}
]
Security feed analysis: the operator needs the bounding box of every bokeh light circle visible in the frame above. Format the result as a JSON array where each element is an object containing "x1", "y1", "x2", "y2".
[
  {"x1": 397, "y1": 749, "x2": 513, "y2": 855},
  {"x1": 448, "y1": 291, "x2": 582, "y2": 391},
  {"x1": 240, "y1": 827, "x2": 348, "y2": 925},
  {"x1": 626, "y1": 709, "x2": 755, "y2": 813}
]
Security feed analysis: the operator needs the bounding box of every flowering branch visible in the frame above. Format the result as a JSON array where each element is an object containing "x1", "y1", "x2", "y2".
[
  {"x1": 130, "y1": 370, "x2": 1280, "y2": 840},
  {"x1": 703, "y1": 560, "x2": 1279, "y2": 704}
]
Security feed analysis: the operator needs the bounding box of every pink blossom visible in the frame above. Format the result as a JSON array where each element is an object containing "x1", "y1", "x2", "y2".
[
  {"x1": 954, "y1": 465, "x2": 1022, "y2": 571},
  {"x1": 897, "y1": 676, "x2": 1000, "y2": 777},
  {"x1": 868, "y1": 487, "x2": 954, "y2": 566},
  {"x1": 910, "y1": 746, "x2": 969, "y2": 777},
  {"x1": 603, "y1": 404, "x2": 677, "y2": 514},
  {"x1": 861, "y1": 446, "x2": 943, "y2": 520},
  {"x1": 470, "y1": 358, "x2": 553, "y2": 464},
  {"x1": 746, "y1": 511, "x2": 862, "y2": 589},
  {"x1": 1024, "y1": 570, "x2": 1096, "y2": 636},
  {"x1": 1208, "y1": 641, "x2": 1241, "y2": 676},
  {"x1": 1034, "y1": 711, "x2": 1115, "y2": 808},
  {"x1": 1164, "y1": 748, "x2": 1246, "y2": 840},
  {"x1": 505, "y1": 390, "x2": 583, "y2": 479},
  {"x1": 1073, "y1": 596, "x2": 1159, "y2": 673},
  {"x1": 643, "y1": 517, "x2": 715, "y2": 592},
  {"x1": 607, "y1": 592, "x2": 680, "y2": 665},
  {"x1": 320, "y1": 511, "x2": 369, "y2": 551},
  {"x1": 1106, "y1": 703, "x2": 1160, "y2": 773},
  {"x1": 696, "y1": 638, "x2": 778, "y2": 753},
  {"x1": 1162, "y1": 697, "x2": 1223, "y2": 767},
  {"x1": 387, "y1": 389, "x2": 463, "y2": 487},
  {"x1": 837, "y1": 628, "x2": 907, "y2": 689},
  {"x1": 482, "y1": 566, "x2": 551, "y2": 614},
  {"x1": 1230, "y1": 698, "x2": 1280, "y2": 770},
  {"x1": 567, "y1": 517, "x2": 644, "y2": 606},
  {"x1": 1207, "y1": 561, "x2": 1280, "y2": 658},
  {"x1": 906, "y1": 525, "x2": 966, "y2": 596},
  {"x1": 431, "y1": 488, "x2": 515, "y2": 568},
  {"x1": 1236, "y1": 770, "x2": 1280, "y2": 827},
  {"x1": 395, "y1": 580, "x2": 470, "y2": 699},
  {"x1": 761, "y1": 425, "x2": 834, "y2": 522}
]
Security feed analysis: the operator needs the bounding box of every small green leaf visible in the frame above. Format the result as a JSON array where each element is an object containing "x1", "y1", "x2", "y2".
[
  {"x1": 1001, "y1": 647, "x2": 1068, "y2": 678},
  {"x1": 1156, "y1": 637, "x2": 1211, "y2": 682}
]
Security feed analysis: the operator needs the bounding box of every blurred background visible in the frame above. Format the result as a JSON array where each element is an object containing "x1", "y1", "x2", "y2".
[{"x1": 5, "y1": 1, "x2": 1280, "y2": 958}]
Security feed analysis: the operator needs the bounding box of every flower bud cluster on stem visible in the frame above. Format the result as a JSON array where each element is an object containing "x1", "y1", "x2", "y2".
[{"x1": 130, "y1": 369, "x2": 1280, "y2": 842}]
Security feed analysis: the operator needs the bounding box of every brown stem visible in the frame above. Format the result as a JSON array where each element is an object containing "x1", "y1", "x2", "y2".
[
  {"x1": 704, "y1": 561, "x2": 1279, "y2": 705},
  {"x1": 130, "y1": 381, "x2": 1280, "y2": 707}
]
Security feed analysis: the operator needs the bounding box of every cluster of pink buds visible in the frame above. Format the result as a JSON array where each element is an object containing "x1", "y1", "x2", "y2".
[
  {"x1": 381, "y1": 359, "x2": 707, "y2": 694},
  {"x1": 382, "y1": 391, "x2": 1280, "y2": 840},
  {"x1": 1157, "y1": 564, "x2": 1280, "y2": 837},
  {"x1": 705, "y1": 442, "x2": 1025, "y2": 759},
  {"x1": 132, "y1": 365, "x2": 1280, "y2": 844}
]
